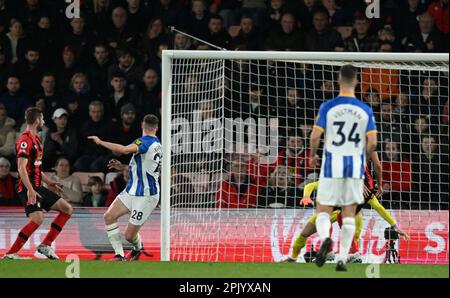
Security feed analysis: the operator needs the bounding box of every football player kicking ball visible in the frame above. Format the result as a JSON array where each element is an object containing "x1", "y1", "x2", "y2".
[
  {"x1": 3, "y1": 108, "x2": 72, "y2": 260},
  {"x1": 88, "y1": 114, "x2": 162, "y2": 261}
]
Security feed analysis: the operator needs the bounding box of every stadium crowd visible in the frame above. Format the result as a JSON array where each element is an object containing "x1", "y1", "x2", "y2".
[{"x1": 0, "y1": 0, "x2": 448, "y2": 209}]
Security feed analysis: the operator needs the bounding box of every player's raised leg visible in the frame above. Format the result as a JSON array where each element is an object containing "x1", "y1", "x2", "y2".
[{"x1": 104, "y1": 197, "x2": 131, "y2": 260}]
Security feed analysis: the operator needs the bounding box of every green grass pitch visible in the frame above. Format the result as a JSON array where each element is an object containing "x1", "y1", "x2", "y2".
[{"x1": 0, "y1": 260, "x2": 448, "y2": 278}]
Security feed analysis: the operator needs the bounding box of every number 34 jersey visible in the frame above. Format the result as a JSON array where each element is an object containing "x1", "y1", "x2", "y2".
[
  {"x1": 314, "y1": 96, "x2": 377, "y2": 179},
  {"x1": 126, "y1": 135, "x2": 162, "y2": 197}
]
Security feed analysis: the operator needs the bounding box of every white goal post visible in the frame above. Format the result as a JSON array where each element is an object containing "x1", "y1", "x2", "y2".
[{"x1": 161, "y1": 51, "x2": 449, "y2": 263}]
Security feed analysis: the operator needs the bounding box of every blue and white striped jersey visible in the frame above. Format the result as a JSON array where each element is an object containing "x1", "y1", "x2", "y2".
[
  {"x1": 314, "y1": 96, "x2": 377, "y2": 179},
  {"x1": 125, "y1": 135, "x2": 162, "y2": 196}
]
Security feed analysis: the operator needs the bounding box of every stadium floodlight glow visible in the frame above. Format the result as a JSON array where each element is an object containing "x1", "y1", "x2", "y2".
[{"x1": 161, "y1": 50, "x2": 449, "y2": 263}]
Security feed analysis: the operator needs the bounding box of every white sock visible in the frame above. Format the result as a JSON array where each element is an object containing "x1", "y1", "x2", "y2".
[
  {"x1": 131, "y1": 233, "x2": 143, "y2": 251},
  {"x1": 338, "y1": 217, "x2": 356, "y2": 263},
  {"x1": 106, "y1": 223, "x2": 124, "y2": 257},
  {"x1": 316, "y1": 212, "x2": 331, "y2": 241}
]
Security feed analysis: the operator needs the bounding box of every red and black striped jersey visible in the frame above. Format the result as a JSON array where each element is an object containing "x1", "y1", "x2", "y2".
[{"x1": 16, "y1": 130, "x2": 43, "y2": 192}]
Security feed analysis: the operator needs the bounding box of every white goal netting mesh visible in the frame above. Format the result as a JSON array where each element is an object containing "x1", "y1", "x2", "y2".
[{"x1": 167, "y1": 56, "x2": 449, "y2": 264}]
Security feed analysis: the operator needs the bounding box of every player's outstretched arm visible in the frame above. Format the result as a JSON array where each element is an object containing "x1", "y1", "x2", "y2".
[
  {"x1": 368, "y1": 195, "x2": 410, "y2": 240},
  {"x1": 88, "y1": 136, "x2": 138, "y2": 155}
]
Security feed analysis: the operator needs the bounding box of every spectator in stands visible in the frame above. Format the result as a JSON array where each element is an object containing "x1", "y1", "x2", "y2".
[
  {"x1": 405, "y1": 12, "x2": 445, "y2": 52},
  {"x1": 108, "y1": 46, "x2": 144, "y2": 91},
  {"x1": 153, "y1": 0, "x2": 180, "y2": 27},
  {"x1": 377, "y1": 25, "x2": 400, "y2": 51},
  {"x1": 203, "y1": 15, "x2": 231, "y2": 49},
  {"x1": 265, "y1": 13, "x2": 304, "y2": 51},
  {"x1": 89, "y1": 0, "x2": 111, "y2": 34},
  {"x1": 321, "y1": 0, "x2": 347, "y2": 27},
  {"x1": 247, "y1": 85, "x2": 277, "y2": 119},
  {"x1": 362, "y1": 88, "x2": 381, "y2": 121},
  {"x1": 82, "y1": 175, "x2": 108, "y2": 207},
  {"x1": 29, "y1": 15, "x2": 57, "y2": 68},
  {"x1": 86, "y1": 44, "x2": 112, "y2": 99},
  {"x1": 0, "y1": 19, "x2": 25, "y2": 64},
  {"x1": 0, "y1": 0, "x2": 9, "y2": 35},
  {"x1": 111, "y1": 103, "x2": 140, "y2": 164},
  {"x1": 132, "y1": 68, "x2": 161, "y2": 119},
  {"x1": 296, "y1": 0, "x2": 319, "y2": 33},
  {"x1": 15, "y1": 46, "x2": 46, "y2": 97},
  {"x1": 0, "y1": 157, "x2": 19, "y2": 206},
  {"x1": 182, "y1": 0, "x2": 210, "y2": 42},
  {"x1": 0, "y1": 50, "x2": 12, "y2": 87},
  {"x1": 56, "y1": 46, "x2": 82, "y2": 93},
  {"x1": 410, "y1": 116, "x2": 435, "y2": 151},
  {"x1": 394, "y1": 0, "x2": 426, "y2": 41},
  {"x1": 214, "y1": 0, "x2": 241, "y2": 28},
  {"x1": 62, "y1": 15, "x2": 95, "y2": 65},
  {"x1": 412, "y1": 135, "x2": 449, "y2": 209},
  {"x1": 105, "y1": 71, "x2": 132, "y2": 121},
  {"x1": 394, "y1": 93, "x2": 412, "y2": 125},
  {"x1": 101, "y1": 6, "x2": 137, "y2": 49},
  {"x1": 36, "y1": 73, "x2": 60, "y2": 122},
  {"x1": 344, "y1": 14, "x2": 378, "y2": 52},
  {"x1": 275, "y1": 130, "x2": 317, "y2": 187},
  {"x1": 278, "y1": 87, "x2": 306, "y2": 130},
  {"x1": 17, "y1": 0, "x2": 46, "y2": 34},
  {"x1": 304, "y1": 8, "x2": 343, "y2": 51},
  {"x1": 230, "y1": 15, "x2": 262, "y2": 50},
  {"x1": 43, "y1": 108, "x2": 79, "y2": 170},
  {"x1": 105, "y1": 164, "x2": 129, "y2": 207},
  {"x1": 74, "y1": 100, "x2": 113, "y2": 172},
  {"x1": 381, "y1": 140, "x2": 412, "y2": 207},
  {"x1": 65, "y1": 72, "x2": 92, "y2": 115},
  {"x1": 139, "y1": 17, "x2": 168, "y2": 63},
  {"x1": 427, "y1": 0, "x2": 449, "y2": 35},
  {"x1": 47, "y1": 157, "x2": 84, "y2": 207},
  {"x1": 379, "y1": 100, "x2": 402, "y2": 143},
  {"x1": 0, "y1": 103, "x2": 15, "y2": 158},
  {"x1": 240, "y1": 0, "x2": 267, "y2": 27},
  {"x1": 0, "y1": 76, "x2": 31, "y2": 126},
  {"x1": 217, "y1": 158, "x2": 258, "y2": 208},
  {"x1": 264, "y1": 0, "x2": 287, "y2": 31},
  {"x1": 173, "y1": 32, "x2": 194, "y2": 50},
  {"x1": 126, "y1": 0, "x2": 151, "y2": 34},
  {"x1": 418, "y1": 78, "x2": 443, "y2": 123},
  {"x1": 258, "y1": 165, "x2": 300, "y2": 208}
]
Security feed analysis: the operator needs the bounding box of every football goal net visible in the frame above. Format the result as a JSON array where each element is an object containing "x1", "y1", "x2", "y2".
[{"x1": 161, "y1": 51, "x2": 449, "y2": 264}]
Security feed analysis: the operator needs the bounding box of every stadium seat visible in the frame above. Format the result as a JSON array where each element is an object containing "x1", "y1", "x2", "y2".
[
  {"x1": 228, "y1": 26, "x2": 241, "y2": 38},
  {"x1": 72, "y1": 172, "x2": 105, "y2": 192}
]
